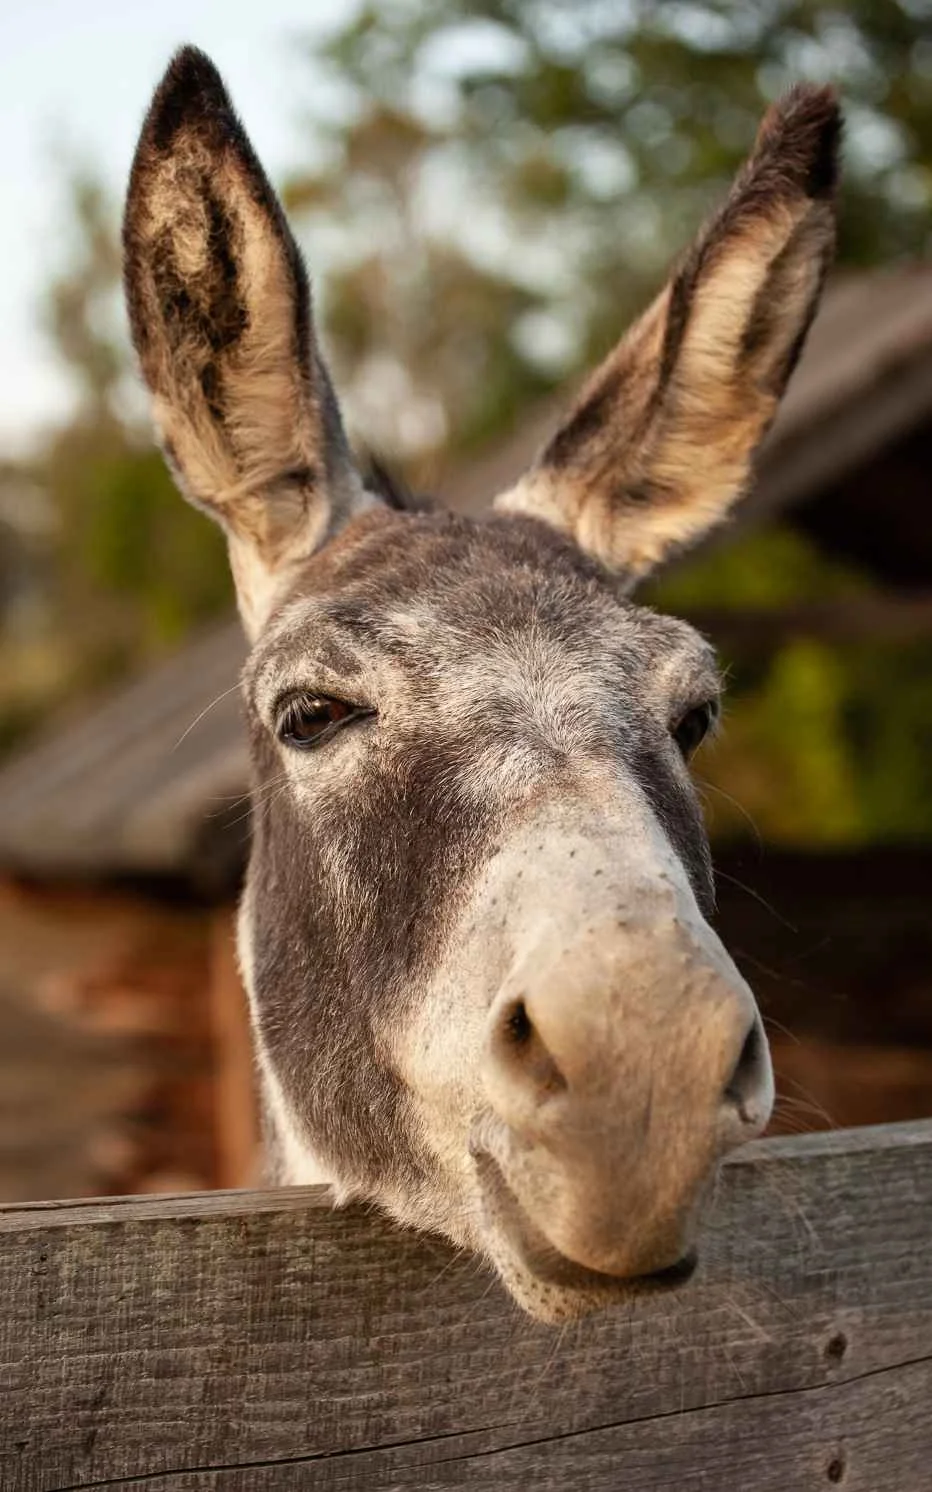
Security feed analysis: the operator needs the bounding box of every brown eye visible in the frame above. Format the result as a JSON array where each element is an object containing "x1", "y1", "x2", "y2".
[
  {"x1": 277, "y1": 694, "x2": 370, "y2": 749},
  {"x1": 672, "y1": 701, "x2": 717, "y2": 759}
]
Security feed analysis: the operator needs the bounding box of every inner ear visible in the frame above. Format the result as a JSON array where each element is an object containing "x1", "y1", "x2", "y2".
[
  {"x1": 495, "y1": 85, "x2": 841, "y2": 585},
  {"x1": 123, "y1": 47, "x2": 375, "y2": 635}
]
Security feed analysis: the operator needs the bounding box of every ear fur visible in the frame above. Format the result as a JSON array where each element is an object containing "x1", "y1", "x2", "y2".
[
  {"x1": 496, "y1": 86, "x2": 842, "y2": 583},
  {"x1": 123, "y1": 46, "x2": 373, "y2": 634}
]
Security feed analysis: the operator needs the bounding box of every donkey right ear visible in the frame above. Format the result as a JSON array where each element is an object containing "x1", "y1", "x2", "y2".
[
  {"x1": 495, "y1": 86, "x2": 840, "y2": 586},
  {"x1": 123, "y1": 47, "x2": 374, "y2": 636}
]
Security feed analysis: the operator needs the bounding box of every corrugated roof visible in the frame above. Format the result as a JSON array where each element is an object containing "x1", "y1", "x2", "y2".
[
  {"x1": 2, "y1": 265, "x2": 931, "y2": 882},
  {"x1": 751, "y1": 263, "x2": 932, "y2": 521},
  {"x1": 0, "y1": 623, "x2": 248, "y2": 881}
]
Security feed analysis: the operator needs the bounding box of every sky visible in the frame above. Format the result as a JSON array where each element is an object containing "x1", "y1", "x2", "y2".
[{"x1": 0, "y1": 0, "x2": 354, "y2": 451}]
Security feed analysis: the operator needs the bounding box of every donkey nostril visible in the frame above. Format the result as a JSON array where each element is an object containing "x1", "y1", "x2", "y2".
[
  {"x1": 724, "y1": 1020, "x2": 765, "y2": 1124},
  {"x1": 490, "y1": 996, "x2": 567, "y2": 1101},
  {"x1": 506, "y1": 999, "x2": 532, "y2": 1045}
]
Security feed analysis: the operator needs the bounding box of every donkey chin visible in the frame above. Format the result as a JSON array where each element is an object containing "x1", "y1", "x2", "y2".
[{"x1": 124, "y1": 47, "x2": 835, "y2": 1322}]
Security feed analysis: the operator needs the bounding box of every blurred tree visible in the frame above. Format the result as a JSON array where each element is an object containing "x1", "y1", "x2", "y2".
[
  {"x1": 286, "y1": 0, "x2": 932, "y2": 468},
  {"x1": 4, "y1": 0, "x2": 930, "y2": 847},
  {"x1": 43, "y1": 168, "x2": 230, "y2": 662},
  {"x1": 44, "y1": 172, "x2": 125, "y2": 425},
  {"x1": 0, "y1": 169, "x2": 231, "y2": 740}
]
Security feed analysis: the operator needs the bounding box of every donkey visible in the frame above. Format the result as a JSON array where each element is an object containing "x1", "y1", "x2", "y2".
[{"x1": 124, "y1": 47, "x2": 840, "y2": 1321}]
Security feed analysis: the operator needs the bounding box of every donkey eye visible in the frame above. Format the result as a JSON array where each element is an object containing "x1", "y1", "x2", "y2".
[
  {"x1": 671, "y1": 701, "x2": 717, "y2": 759},
  {"x1": 277, "y1": 694, "x2": 370, "y2": 749}
]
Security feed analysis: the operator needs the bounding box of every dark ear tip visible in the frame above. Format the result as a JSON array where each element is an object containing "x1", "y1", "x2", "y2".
[
  {"x1": 143, "y1": 44, "x2": 234, "y2": 153},
  {"x1": 164, "y1": 44, "x2": 228, "y2": 95},
  {"x1": 757, "y1": 83, "x2": 843, "y2": 200}
]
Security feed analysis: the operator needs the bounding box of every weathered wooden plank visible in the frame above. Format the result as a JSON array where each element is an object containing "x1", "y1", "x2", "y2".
[
  {"x1": 79, "y1": 1357, "x2": 932, "y2": 1490},
  {"x1": 1, "y1": 1121, "x2": 930, "y2": 1492}
]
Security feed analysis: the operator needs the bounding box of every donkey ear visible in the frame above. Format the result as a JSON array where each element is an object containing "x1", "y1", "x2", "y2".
[
  {"x1": 123, "y1": 47, "x2": 374, "y2": 635},
  {"x1": 496, "y1": 86, "x2": 841, "y2": 584}
]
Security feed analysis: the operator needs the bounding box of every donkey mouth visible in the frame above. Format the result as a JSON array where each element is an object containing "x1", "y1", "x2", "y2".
[{"x1": 471, "y1": 1144, "x2": 699, "y2": 1300}]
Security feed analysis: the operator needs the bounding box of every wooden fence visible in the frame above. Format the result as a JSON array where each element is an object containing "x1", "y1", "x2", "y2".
[{"x1": 2, "y1": 1120, "x2": 931, "y2": 1491}]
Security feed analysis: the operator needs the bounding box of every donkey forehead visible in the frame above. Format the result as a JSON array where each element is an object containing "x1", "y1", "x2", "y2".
[{"x1": 245, "y1": 508, "x2": 719, "y2": 714}]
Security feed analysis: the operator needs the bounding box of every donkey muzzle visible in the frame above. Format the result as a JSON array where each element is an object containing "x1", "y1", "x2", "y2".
[{"x1": 476, "y1": 904, "x2": 773, "y2": 1281}]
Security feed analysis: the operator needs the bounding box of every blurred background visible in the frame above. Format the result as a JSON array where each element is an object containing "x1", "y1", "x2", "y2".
[{"x1": 1, "y1": 0, "x2": 931, "y2": 1203}]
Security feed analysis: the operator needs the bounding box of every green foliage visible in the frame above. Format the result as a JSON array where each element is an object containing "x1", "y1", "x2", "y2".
[
  {"x1": 649, "y1": 527, "x2": 871, "y2": 613},
  {"x1": 699, "y1": 635, "x2": 932, "y2": 846},
  {"x1": 702, "y1": 640, "x2": 869, "y2": 845},
  {"x1": 657, "y1": 530, "x2": 932, "y2": 847},
  {"x1": 48, "y1": 432, "x2": 231, "y2": 653}
]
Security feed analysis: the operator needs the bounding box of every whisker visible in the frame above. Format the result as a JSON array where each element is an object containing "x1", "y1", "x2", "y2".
[
  {"x1": 220, "y1": 775, "x2": 293, "y2": 832},
  {"x1": 762, "y1": 1013, "x2": 803, "y2": 1045},
  {"x1": 713, "y1": 869, "x2": 798, "y2": 934},
  {"x1": 698, "y1": 778, "x2": 763, "y2": 849},
  {"x1": 731, "y1": 947, "x2": 819, "y2": 998},
  {"x1": 773, "y1": 1075, "x2": 836, "y2": 1129},
  {"x1": 213, "y1": 768, "x2": 293, "y2": 829},
  {"x1": 773, "y1": 1093, "x2": 831, "y2": 1116},
  {"x1": 206, "y1": 791, "x2": 252, "y2": 818},
  {"x1": 173, "y1": 680, "x2": 243, "y2": 752}
]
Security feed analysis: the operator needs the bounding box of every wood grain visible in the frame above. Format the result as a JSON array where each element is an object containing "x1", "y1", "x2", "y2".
[{"x1": 1, "y1": 1121, "x2": 930, "y2": 1491}]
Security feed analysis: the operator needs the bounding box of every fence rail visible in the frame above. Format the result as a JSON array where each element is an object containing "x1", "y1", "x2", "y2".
[{"x1": 2, "y1": 1120, "x2": 931, "y2": 1491}]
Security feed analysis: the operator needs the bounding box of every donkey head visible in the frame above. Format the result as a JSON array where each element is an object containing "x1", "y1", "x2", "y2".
[{"x1": 125, "y1": 49, "x2": 840, "y2": 1321}]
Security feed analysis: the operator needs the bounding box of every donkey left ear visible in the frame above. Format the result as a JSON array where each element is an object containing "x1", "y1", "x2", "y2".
[
  {"x1": 496, "y1": 86, "x2": 841, "y2": 583},
  {"x1": 123, "y1": 47, "x2": 374, "y2": 636}
]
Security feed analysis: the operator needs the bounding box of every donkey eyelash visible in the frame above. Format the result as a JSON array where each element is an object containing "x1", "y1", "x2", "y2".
[
  {"x1": 275, "y1": 690, "x2": 376, "y2": 750},
  {"x1": 272, "y1": 684, "x2": 372, "y2": 720}
]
